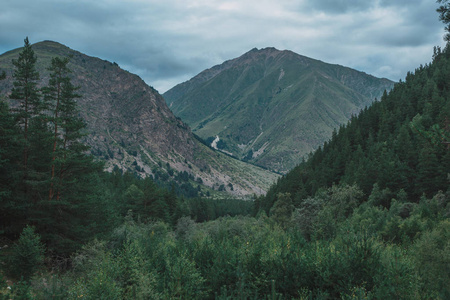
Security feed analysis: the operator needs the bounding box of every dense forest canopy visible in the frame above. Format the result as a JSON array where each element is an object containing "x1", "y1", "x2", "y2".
[{"x1": 0, "y1": 2, "x2": 449, "y2": 299}]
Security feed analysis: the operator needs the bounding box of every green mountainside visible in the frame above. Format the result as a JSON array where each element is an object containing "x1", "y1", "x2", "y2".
[
  {"x1": 0, "y1": 41, "x2": 279, "y2": 197},
  {"x1": 260, "y1": 45, "x2": 450, "y2": 212},
  {"x1": 164, "y1": 47, "x2": 394, "y2": 172}
]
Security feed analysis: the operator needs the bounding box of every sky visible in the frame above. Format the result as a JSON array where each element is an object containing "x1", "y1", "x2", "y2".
[{"x1": 0, "y1": 0, "x2": 447, "y2": 93}]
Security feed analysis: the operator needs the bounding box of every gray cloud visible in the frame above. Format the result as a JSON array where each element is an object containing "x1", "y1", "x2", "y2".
[
  {"x1": 306, "y1": 0, "x2": 374, "y2": 14},
  {"x1": 0, "y1": 0, "x2": 446, "y2": 92}
]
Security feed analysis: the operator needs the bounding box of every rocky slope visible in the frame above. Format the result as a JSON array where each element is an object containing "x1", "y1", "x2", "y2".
[
  {"x1": 164, "y1": 47, "x2": 394, "y2": 173},
  {"x1": 0, "y1": 41, "x2": 279, "y2": 197}
]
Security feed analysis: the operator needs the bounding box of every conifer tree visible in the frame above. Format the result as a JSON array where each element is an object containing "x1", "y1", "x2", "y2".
[
  {"x1": 10, "y1": 37, "x2": 41, "y2": 174},
  {"x1": 0, "y1": 77, "x2": 24, "y2": 235},
  {"x1": 42, "y1": 56, "x2": 78, "y2": 200},
  {"x1": 38, "y1": 56, "x2": 107, "y2": 254},
  {"x1": 438, "y1": 0, "x2": 450, "y2": 41}
]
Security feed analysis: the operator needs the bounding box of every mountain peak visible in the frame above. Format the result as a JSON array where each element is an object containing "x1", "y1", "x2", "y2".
[
  {"x1": 243, "y1": 46, "x2": 281, "y2": 57},
  {"x1": 247, "y1": 47, "x2": 279, "y2": 53},
  {"x1": 164, "y1": 48, "x2": 394, "y2": 173}
]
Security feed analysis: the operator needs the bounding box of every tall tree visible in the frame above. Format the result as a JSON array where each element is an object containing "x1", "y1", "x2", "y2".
[
  {"x1": 0, "y1": 73, "x2": 24, "y2": 235},
  {"x1": 38, "y1": 56, "x2": 107, "y2": 254},
  {"x1": 9, "y1": 37, "x2": 41, "y2": 174},
  {"x1": 42, "y1": 56, "x2": 77, "y2": 201}
]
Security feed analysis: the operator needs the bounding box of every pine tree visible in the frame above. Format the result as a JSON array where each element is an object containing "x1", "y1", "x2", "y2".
[
  {"x1": 0, "y1": 97, "x2": 24, "y2": 235},
  {"x1": 438, "y1": 0, "x2": 450, "y2": 41},
  {"x1": 9, "y1": 37, "x2": 41, "y2": 175},
  {"x1": 42, "y1": 56, "x2": 78, "y2": 201}
]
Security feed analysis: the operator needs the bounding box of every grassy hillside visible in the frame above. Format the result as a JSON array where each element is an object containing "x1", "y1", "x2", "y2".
[{"x1": 164, "y1": 48, "x2": 393, "y2": 172}]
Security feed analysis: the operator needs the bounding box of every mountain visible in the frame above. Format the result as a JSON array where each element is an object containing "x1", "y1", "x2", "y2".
[
  {"x1": 0, "y1": 41, "x2": 279, "y2": 197},
  {"x1": 164, "y1": 47, "x2": 394, "y2": 173}
]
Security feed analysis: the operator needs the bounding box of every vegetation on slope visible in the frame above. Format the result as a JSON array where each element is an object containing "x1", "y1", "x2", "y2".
[
  {"x1": 164, "y1": 47, "x2": 393, "y2": 172},
  {"x1": 260, "y1": 44, "x2": 449, "y2": 212}
]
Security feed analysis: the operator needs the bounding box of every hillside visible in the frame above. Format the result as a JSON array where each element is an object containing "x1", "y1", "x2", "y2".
[
  {"x1": 0, "y1": 41, "x2": 279, "y2": 197},
  {"x1": 164, "y1": 47, "x2": 394, "y2": 173},
  {"x1": 260, "y1": 45, "x2": 450, "y2": 212}
]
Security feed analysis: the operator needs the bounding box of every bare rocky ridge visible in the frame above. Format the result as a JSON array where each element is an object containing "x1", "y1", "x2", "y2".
[{"x1": 0, "y1": 41, "x2": 279, "y2": 197}]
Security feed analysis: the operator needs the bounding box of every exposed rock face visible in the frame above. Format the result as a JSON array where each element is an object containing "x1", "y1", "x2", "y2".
[
  {"x1": 0, "y1": 41, "x2": 279, "y2": 196},
  {"x1": 164, "y1": 47, "x2": 394, "y2": 173}
]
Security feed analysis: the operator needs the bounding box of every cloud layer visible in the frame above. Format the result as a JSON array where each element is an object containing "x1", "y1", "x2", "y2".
[{"x1": 0, "y1": 0, "x2": 446, "y2": 92}]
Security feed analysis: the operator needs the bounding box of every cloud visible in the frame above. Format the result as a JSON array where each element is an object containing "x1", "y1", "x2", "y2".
[
  {"x1": 306, "y1": 0, "x2": 374, "y2": 14},
  {"x1": 0, "y1": 0, "x2": 446, "y2": 92}
]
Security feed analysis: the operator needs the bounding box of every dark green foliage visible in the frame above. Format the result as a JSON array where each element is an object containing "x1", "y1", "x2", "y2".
[
  {"x1": 261, "y1": 42, "x2": 450, "y2": 212},
  {"x1": 438, "y1": 0, "x2": 450, "y2": 41},
  {"x1": 3, "y1": 226, "x2": 45, "y2": 281},
  {"x1": 269, "y1": 193, "x2": 294, "y2": 229},
  {"x1": 413, "y1": 219, "x2": 450, "y2": 298},
  {"x1": 0, "y1": 39, "x2": 117, "y2": 256},
  {"x1": 0, "y1": 101, "x2": 23, "y2": 235}
]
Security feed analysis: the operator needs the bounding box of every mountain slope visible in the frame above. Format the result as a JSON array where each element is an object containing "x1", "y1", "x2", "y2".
[
  {"x1": 164, "y1": 48, "x2": 394, "y2": 173},
  {"x1": 0, "y1": 41, "x2": 279, "y2": 197},
  {"x1": 260, "y1": 45, "x2": 450, "y2": 212}
]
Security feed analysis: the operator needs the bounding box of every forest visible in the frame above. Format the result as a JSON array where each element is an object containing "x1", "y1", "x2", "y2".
[{"x1": 1, "y1": 4, "x2": 450, "y2": 300}]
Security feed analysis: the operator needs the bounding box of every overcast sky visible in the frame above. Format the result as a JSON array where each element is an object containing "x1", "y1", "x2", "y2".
[{"x1": 0, "y1": 0, "x2": 447, "y2": 93}]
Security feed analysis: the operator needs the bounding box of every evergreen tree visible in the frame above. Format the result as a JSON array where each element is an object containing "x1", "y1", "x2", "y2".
[
  {"x1": 0, "y1": 98, "x2": 23, "y2": 235},
  {"x1": 9, "y1": 37, "x2": 41, "y2": 175},
  {"x1": 438, "y1": 0, "x2": 450, "y2": 41},
  {"x1": 4, "y1": 226, "x2": 45, "y2": 281},
  {"x1": 5, "y1": 38, "x2": 50, "y2": 235},
  {"x1": 270, "y1": 193, "x2": 294, "y2": 228},
  {"x1": 38, "y1": 56, "x2": 106, "y2": 254},
  {"x1": 42, "y1": 56, "x2": 80, "y2": 201}
]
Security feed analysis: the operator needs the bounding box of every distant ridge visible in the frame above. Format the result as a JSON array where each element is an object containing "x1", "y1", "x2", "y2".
[{"x1": 164, "y1": 47, "x2": 394, "y2": 173}]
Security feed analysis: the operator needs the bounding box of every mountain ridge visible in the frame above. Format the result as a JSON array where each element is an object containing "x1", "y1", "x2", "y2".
[
  {"x1": 164, "y1": 47, "x2": 394, "y2": 172},
  {"x1": 0, "y1": 40, "x2": 279, "y2": 197}
]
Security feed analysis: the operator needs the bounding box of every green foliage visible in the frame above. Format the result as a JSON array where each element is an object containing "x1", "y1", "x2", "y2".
[
  {"x1": 269, "y1": 193, "x2": 294, "y2": 228},
  {"x1": 412, "y1": 219, "x2": 450, "y2": 298},
  {"x1": 438, "y1": 0, "x2": 450, "y2": 41},
  {"x1": 3, "y1": 226, "x2": 45, "y2": 281},
  {"x1": 6, "y1": 280, "x2": 34, "y2": 300}
]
